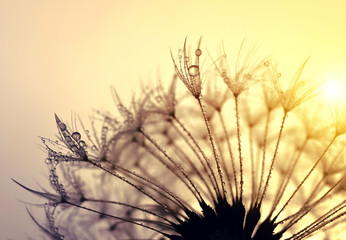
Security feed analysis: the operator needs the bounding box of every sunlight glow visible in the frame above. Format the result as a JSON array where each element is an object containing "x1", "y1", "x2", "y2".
[{"x1": 322, "y1": 79, "x2": 346, "y2": 102}]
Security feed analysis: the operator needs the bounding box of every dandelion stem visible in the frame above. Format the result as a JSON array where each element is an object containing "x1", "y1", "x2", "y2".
[
  {"x1": 173, "y1": 116, "x2": 220, "y2": 199},
  {"x1": 288, "y1": 201, "x2": 346, "y2": 240},
  {"x1": 143, "y1": 145, "x2": 196, "y2": 210},
  {"x1": 270, "y1": 137, "x2": 309, "y2": 215},
  {"x1": 105, "y1": 160, "x2": 187, "y2": 211},
  {"x1": 283, "y1": 178, "x2": 345, "y2": 233},
  {"x1": 171, "y1": 138, "x2": 213, "y2": 201},
  {"x1": 139, "y1": 127, "x2": 203, "y2": 202},
  {"x1": 197, "y1": 97, "x2": 226, "y2": 198},
  {"x1": 170, "y1": 118, "x2": 217, "y2": 201},
  {"x1": 86, "y1": 159, "x2": 176, "y2": 218},
  {"x1": 259, "y1": 111, "x2": 288, "y2": 205},
  {"x1": 248, "y1": 126, "x2": 256, "y2": 206},
  {"x1": 84, "y1": 198, "x2": 176, "y2": 226},
  {"x1": 234, "y1": 96, "x2": 244, "y2": 199},
  {"x1": 64, "y1": 199, "x2": 171, "y2": 236},
  {"x1": 273, "y1": 135, "x2": 337, "y2": 221},
  {"x1": 218, "y1": 110, "x2": 237, "y2": 201},
  {"x1": 256, "y1": 111, "x2": 270, "y2": 205}
]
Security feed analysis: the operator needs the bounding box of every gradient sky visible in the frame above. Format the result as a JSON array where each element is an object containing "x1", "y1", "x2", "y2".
[{"x1": 1, "y1": 0, "x2": 346, "y2": 239}]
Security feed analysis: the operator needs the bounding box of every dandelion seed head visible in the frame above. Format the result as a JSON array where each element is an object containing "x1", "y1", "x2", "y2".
[
  {"x1": 15, "y1": 38, "x2": 346, "y2": 240},
  {"x1": 171, "y1": 37, "x2": 204, "y2": 99},
  {"x1": 266, "y1": 59, "x2": 321, "y2": 113}
]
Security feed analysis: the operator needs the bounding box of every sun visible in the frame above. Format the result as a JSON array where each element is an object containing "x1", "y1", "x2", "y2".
[{"x1": 322, "y1": 78, "x2": 346, "y2": 102}]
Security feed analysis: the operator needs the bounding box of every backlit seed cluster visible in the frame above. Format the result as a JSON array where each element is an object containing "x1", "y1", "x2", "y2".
[{"x1": 16, "y1": 39, "x2": 345, "y2": 240}]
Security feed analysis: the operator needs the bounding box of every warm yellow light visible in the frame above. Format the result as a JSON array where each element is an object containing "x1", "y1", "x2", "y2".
[{"x1": 322, "y1": 79, "x2": 345, "y2": 102}]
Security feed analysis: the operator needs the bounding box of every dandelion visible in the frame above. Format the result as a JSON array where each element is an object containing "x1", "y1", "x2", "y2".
[{"x1": 15, "y1": 38, "x2": 346, "y2": 240}]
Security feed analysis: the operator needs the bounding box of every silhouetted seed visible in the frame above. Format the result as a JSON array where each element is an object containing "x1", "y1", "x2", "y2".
[
  {"x1": 188, "y1": 65, "x2": 199, "y2": 77},
  {"x1": 57, "y1": 122, "x2": 66, "y2": 131},
  {"x1": 72, "y1": 132, "x2": 81, "y2": 141}
]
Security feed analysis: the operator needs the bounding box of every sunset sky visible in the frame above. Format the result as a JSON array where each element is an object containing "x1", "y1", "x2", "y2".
[{"x1": 1, "y1": 0, "x2": 346, "y2": 238}]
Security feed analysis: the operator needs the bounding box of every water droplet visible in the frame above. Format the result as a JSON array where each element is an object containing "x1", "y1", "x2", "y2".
[
  {"x1": 188, "y1": 65, "x2": 199, "y2": 77},
  {"x1": 71, "y1": 145, "x2": 78, "y2": 152},
  {"x1": 195, "y1": 48, "x2": 202, "y2": 56},
  {"x1": 79, "y1": 140, "x2": 86, "y2": 148},
  {"x1": 72, "y1": 132, "x2": 81, "y2": 141},
  {"x1": 277, "y1": 73, "x2": 282, "y2": 77},
  {"x1": 65, "y1": 136, "x2": 72, "y2": 143},
  {"x1": 45, "y1": 158, "x2": 52, "y2": 164},
  {"x1": 264, "y1": 61, "x2": 270, "y2": 67}
]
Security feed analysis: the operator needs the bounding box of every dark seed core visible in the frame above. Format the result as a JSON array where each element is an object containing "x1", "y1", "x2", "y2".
[{"x1": 169, "y1": 198, "x2": 282, "y2": 240}]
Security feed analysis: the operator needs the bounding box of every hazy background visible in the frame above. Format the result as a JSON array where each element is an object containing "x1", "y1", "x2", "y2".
[{"x1": 1, "y1": 0, "x2": 345, "y2": 238}]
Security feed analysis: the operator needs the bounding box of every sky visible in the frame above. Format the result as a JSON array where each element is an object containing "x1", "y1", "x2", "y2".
[{"x1": 1, "y1": 0, "x2": 346, "y2": 239}]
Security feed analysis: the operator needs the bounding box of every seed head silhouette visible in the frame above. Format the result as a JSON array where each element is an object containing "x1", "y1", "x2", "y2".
[{"x1": 14, "y1": 38, "x2": 346, "y2": 240}]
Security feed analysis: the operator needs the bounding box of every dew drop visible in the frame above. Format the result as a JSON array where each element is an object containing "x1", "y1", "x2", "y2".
[
  {"x1": 195, "y1": 48, "x2": 202, "y2": 56},
  {"x1": 71, "y1": 145, "x2": 78, "y2": 152},
  {"x1": 65, "y1": 136, "x2": 72, "y2": 143},
  {"x1": 277, "y1": 73, "x2": 282, "y2": 77},
  {"x1": 72, "y1": 132, "x2": 81, "y2": 141},
  {"x1": 264, "y1": 61, "x2": 270, "y2": 67},
  {"x1": 45, "y1": 158, "x2": 52, "y2": 164},
  {"x1": 188, "y1": 65, "x2": 199, "y2": 77},
  {"x1": 79, "y1": 140, "x2": 86, "y2": 148}
]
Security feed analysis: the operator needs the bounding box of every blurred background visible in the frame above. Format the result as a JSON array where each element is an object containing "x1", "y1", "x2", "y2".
[{"x1": 1, "y1": 0, "x2": 345, "y2": 238}]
